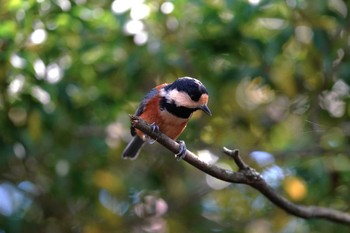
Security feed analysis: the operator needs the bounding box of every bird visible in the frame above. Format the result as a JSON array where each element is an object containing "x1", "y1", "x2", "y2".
[{"x1": 122, "y1": 76, "x2": 211, "y2": 160}]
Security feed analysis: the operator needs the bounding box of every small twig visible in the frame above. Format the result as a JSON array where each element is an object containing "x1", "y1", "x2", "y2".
[
  {"x1": 223, "y1": 147, "x2": 262, "y2": 184},
  {"x1": 223, "y1": 147, "x2": 249, "y2": 170},
  {"x1": 129, "y1": 115, "x2": 350, "y2": 225}
]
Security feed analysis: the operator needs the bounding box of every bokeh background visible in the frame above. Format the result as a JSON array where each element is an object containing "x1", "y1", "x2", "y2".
[{"x1": 1, "y1": 0, "x2": 350, "y2": 232}]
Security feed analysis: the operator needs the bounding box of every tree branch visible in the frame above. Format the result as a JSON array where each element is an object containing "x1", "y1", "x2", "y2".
[{"x1": 130, "y1": 115, "x2": 350, "y2": 225}]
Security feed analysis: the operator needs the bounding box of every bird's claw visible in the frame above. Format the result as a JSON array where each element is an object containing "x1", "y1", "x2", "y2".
[
  {"x1": 150, "y1": 122, "x2": 160, "y2": 134},
  {"x1": 175, "y1": 140, "x2": 187, "y2": 161}
]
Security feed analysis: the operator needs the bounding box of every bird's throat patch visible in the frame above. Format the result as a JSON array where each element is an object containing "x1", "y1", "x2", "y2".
[{"x1": 160, "y1": 97, "x2": 195, "y2": 119}]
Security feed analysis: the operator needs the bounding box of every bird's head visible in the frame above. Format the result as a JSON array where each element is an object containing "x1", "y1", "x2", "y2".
[{"x1": 161, "y1": 77, "x2": 211, "y2": 115}]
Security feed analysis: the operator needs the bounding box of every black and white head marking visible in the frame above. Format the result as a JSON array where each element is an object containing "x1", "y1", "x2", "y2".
[
  {"x1": 160, "y1": 77, "x2": 209, "y2": 108},
  {"x1": 159, "y1": 77, "x2": 210, "y2": 118}
]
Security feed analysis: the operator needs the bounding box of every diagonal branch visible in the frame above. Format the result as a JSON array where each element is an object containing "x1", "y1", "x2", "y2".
[{"x1": 130, "y1": 115, "x2": 350, "y2": 225}]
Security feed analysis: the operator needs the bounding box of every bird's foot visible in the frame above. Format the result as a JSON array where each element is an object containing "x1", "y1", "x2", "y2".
[
  {"x1": 150, "y1": 122, "x2": 160, "y2": 134},
  {"x1": 145, "y1": 122, "x2": 159, "y2": 144},
  {"x1": 175, "y1": 140, "x2": 187, "y2": 161}
]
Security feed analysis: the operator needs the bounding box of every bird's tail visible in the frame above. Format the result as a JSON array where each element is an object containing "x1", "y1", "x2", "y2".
[{"x1": 122, "y1": 136, "x2": 145, "y2": 160}]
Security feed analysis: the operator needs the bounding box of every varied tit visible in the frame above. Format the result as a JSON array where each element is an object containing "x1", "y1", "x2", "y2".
[{"x1": 122, "y1": 77, "x2": 211, "y2": 160}]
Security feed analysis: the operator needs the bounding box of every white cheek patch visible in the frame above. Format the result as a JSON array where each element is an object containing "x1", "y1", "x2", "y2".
[
  {"x1": 160, "y1": 88, "x2": 167, "y2": 98},
  {"x1": 167, "y1": 89, "x2": 201, "y2": 108}
]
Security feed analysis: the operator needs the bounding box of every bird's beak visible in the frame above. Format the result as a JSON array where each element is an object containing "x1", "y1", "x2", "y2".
[{"x1": 199, "y1": 104, "x2": 212, "y2": 116}]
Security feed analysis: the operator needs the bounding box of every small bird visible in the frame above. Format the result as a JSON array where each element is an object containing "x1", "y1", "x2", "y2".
[{"x1": 122, "y1": 77, "x2": 211, "y2": 160}]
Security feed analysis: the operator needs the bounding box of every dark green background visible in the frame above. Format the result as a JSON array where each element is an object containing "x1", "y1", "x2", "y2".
[{"x1": 1, "y1": 0, "x2": 349, "y2": 232}]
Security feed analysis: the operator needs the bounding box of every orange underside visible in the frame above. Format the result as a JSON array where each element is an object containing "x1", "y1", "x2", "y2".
[{"x1": 136, "y1": 88, "x2": 189, "y2": 140}]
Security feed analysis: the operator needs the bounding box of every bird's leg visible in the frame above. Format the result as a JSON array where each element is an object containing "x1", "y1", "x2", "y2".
[
  {"x1": 144, "y1": 122, "x2": 159, "y2": 144},
  {"x1": 175, "y1": 140, "x2": 187, "y2": 161}
]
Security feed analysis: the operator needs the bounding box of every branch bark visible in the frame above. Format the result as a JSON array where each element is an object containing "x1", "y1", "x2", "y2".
[{"x1": 130, "y1": 115, "x2": 350, "y2": 225}]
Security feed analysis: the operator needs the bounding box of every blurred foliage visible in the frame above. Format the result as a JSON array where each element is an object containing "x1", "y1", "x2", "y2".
[{"x1": 0, "y1": 0, "x2": 350, "y2": 232}]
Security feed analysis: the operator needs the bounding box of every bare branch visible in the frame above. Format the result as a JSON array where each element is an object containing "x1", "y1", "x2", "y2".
[{"x1": 130, "y1": 115, "x2": 350, "y2": 225}]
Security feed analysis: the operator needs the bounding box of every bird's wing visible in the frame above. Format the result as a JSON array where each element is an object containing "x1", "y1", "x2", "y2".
[{"x1": 130, "y1": 83, "x2": 168, "y2": 136}]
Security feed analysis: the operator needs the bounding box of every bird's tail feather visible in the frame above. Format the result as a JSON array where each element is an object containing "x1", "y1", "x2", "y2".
[{"x1": 122, "y1": 136, "x2": 144, "y2": 160}]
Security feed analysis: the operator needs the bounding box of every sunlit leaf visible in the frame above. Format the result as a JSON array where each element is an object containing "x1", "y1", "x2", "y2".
[{"x1": 0, "y1": 21, "x2": 17, "y2": 37}]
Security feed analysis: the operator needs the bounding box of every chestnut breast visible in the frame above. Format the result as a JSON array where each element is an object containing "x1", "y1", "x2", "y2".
[{"x1": 136, "y1": 94, "x2": 189, "y2": 140}]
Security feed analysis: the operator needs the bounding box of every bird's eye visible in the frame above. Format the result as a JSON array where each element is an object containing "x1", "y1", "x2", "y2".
[{"x1": 189, "y1": 93, "x2": 200, "y2": 101}]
